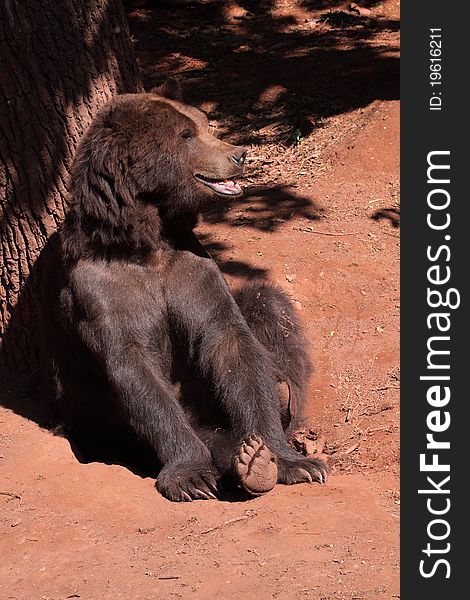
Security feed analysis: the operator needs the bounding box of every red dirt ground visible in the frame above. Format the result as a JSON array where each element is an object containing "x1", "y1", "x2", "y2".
[{"x1": 1, "y1": 1, "x2": 400, "y2": 598}]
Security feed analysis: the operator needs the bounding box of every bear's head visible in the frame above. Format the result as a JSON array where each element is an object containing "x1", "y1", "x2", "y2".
[
  {"x1": 71, "y1": 79, "x2": 247, "y2": 220},
  {"x1": 64, "y1": 80, "x2": 249, "y2": 259}
]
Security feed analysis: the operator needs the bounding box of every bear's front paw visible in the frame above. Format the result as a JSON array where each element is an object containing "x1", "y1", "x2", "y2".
[{"x1": 156, "y1": 461, "x2": 219, "y2": 502}]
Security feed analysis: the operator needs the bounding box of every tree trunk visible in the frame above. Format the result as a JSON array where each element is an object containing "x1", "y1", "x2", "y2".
[{"x1": 0, "y1": 0, "x2": 143, "y2": 372}]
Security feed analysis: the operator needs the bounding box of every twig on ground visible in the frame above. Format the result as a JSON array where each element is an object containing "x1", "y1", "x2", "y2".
[
  {"x1": 201, "y1": 513, "x2": 255, "y2": 535},
  {"x1": 295, "y1": 227, "x2": 359, "y2": 236},
  {"x1": 0, "y1": 491, "x2": 22, "y2": 502},
  {"x1": 367, "y1": 425, "x2": 392, "y2": 434},
  {"x1": 371, "y1": 383, "x2": 400, "y2": 392},
  {"x1": 343, "y1": 443, "x2": 359, "y2": 455}
]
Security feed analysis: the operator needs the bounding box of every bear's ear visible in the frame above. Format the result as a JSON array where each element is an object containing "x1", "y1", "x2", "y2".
[{"x1": 151, "y1": 77, "x2": 184, "y2": 102}]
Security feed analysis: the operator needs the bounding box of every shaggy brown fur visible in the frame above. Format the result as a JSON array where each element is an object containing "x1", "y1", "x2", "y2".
[{"x1": 43, "y1": 79, "x2": 328, "y2": 501}]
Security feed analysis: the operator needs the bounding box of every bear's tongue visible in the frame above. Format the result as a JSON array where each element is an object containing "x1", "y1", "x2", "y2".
[
  {"x1": 205, "y1": 179, "x2": 242, "y2": 196},
  {"x1": 195, "y1": 174, "x2": 243, "y2": 196}
]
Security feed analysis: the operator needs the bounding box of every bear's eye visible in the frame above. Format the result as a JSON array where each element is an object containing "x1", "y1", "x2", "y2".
[{"x1": 181, "y1": 129, "x2": 192, "y2": 140}]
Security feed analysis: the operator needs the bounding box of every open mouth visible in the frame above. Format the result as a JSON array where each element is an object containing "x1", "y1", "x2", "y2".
[{"x1": 195, "y1": 174, "x2": 243, "y2": 196}]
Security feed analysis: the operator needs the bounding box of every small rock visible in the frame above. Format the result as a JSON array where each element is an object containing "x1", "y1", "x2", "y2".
[
  {"x1": 349, "y1": 3, "x2": 372, "y2": 17},
  {"x1": 223, "y1": 2, "x2": 250, "y2": 20}
]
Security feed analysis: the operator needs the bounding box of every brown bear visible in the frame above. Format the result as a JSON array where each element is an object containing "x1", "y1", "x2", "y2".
[{"x1": 42, "y1": 79, "x2": 329, "y2": 501}]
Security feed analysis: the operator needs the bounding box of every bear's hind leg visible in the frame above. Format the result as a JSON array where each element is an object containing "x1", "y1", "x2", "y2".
[{"x1": 235, "y1": 282, "x2": 312, "y2": 432}]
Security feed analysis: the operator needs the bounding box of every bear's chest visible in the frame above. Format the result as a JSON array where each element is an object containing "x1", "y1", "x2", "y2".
[{"x1": 69, "y1": 259, "x2": 169, "y2": 329}]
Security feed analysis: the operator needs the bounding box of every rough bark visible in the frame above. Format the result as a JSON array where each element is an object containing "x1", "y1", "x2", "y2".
[{"x1": 0, "y1": 0, "x2": 143, "y2": 371}]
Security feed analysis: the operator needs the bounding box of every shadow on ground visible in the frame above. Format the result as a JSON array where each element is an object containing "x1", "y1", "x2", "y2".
[
  {"x1": 127, "y1": 0, "x2": 399, "y2": 143},
  {"x1": 372, "y1": 206, "x2": 400, "y2": 227}
]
